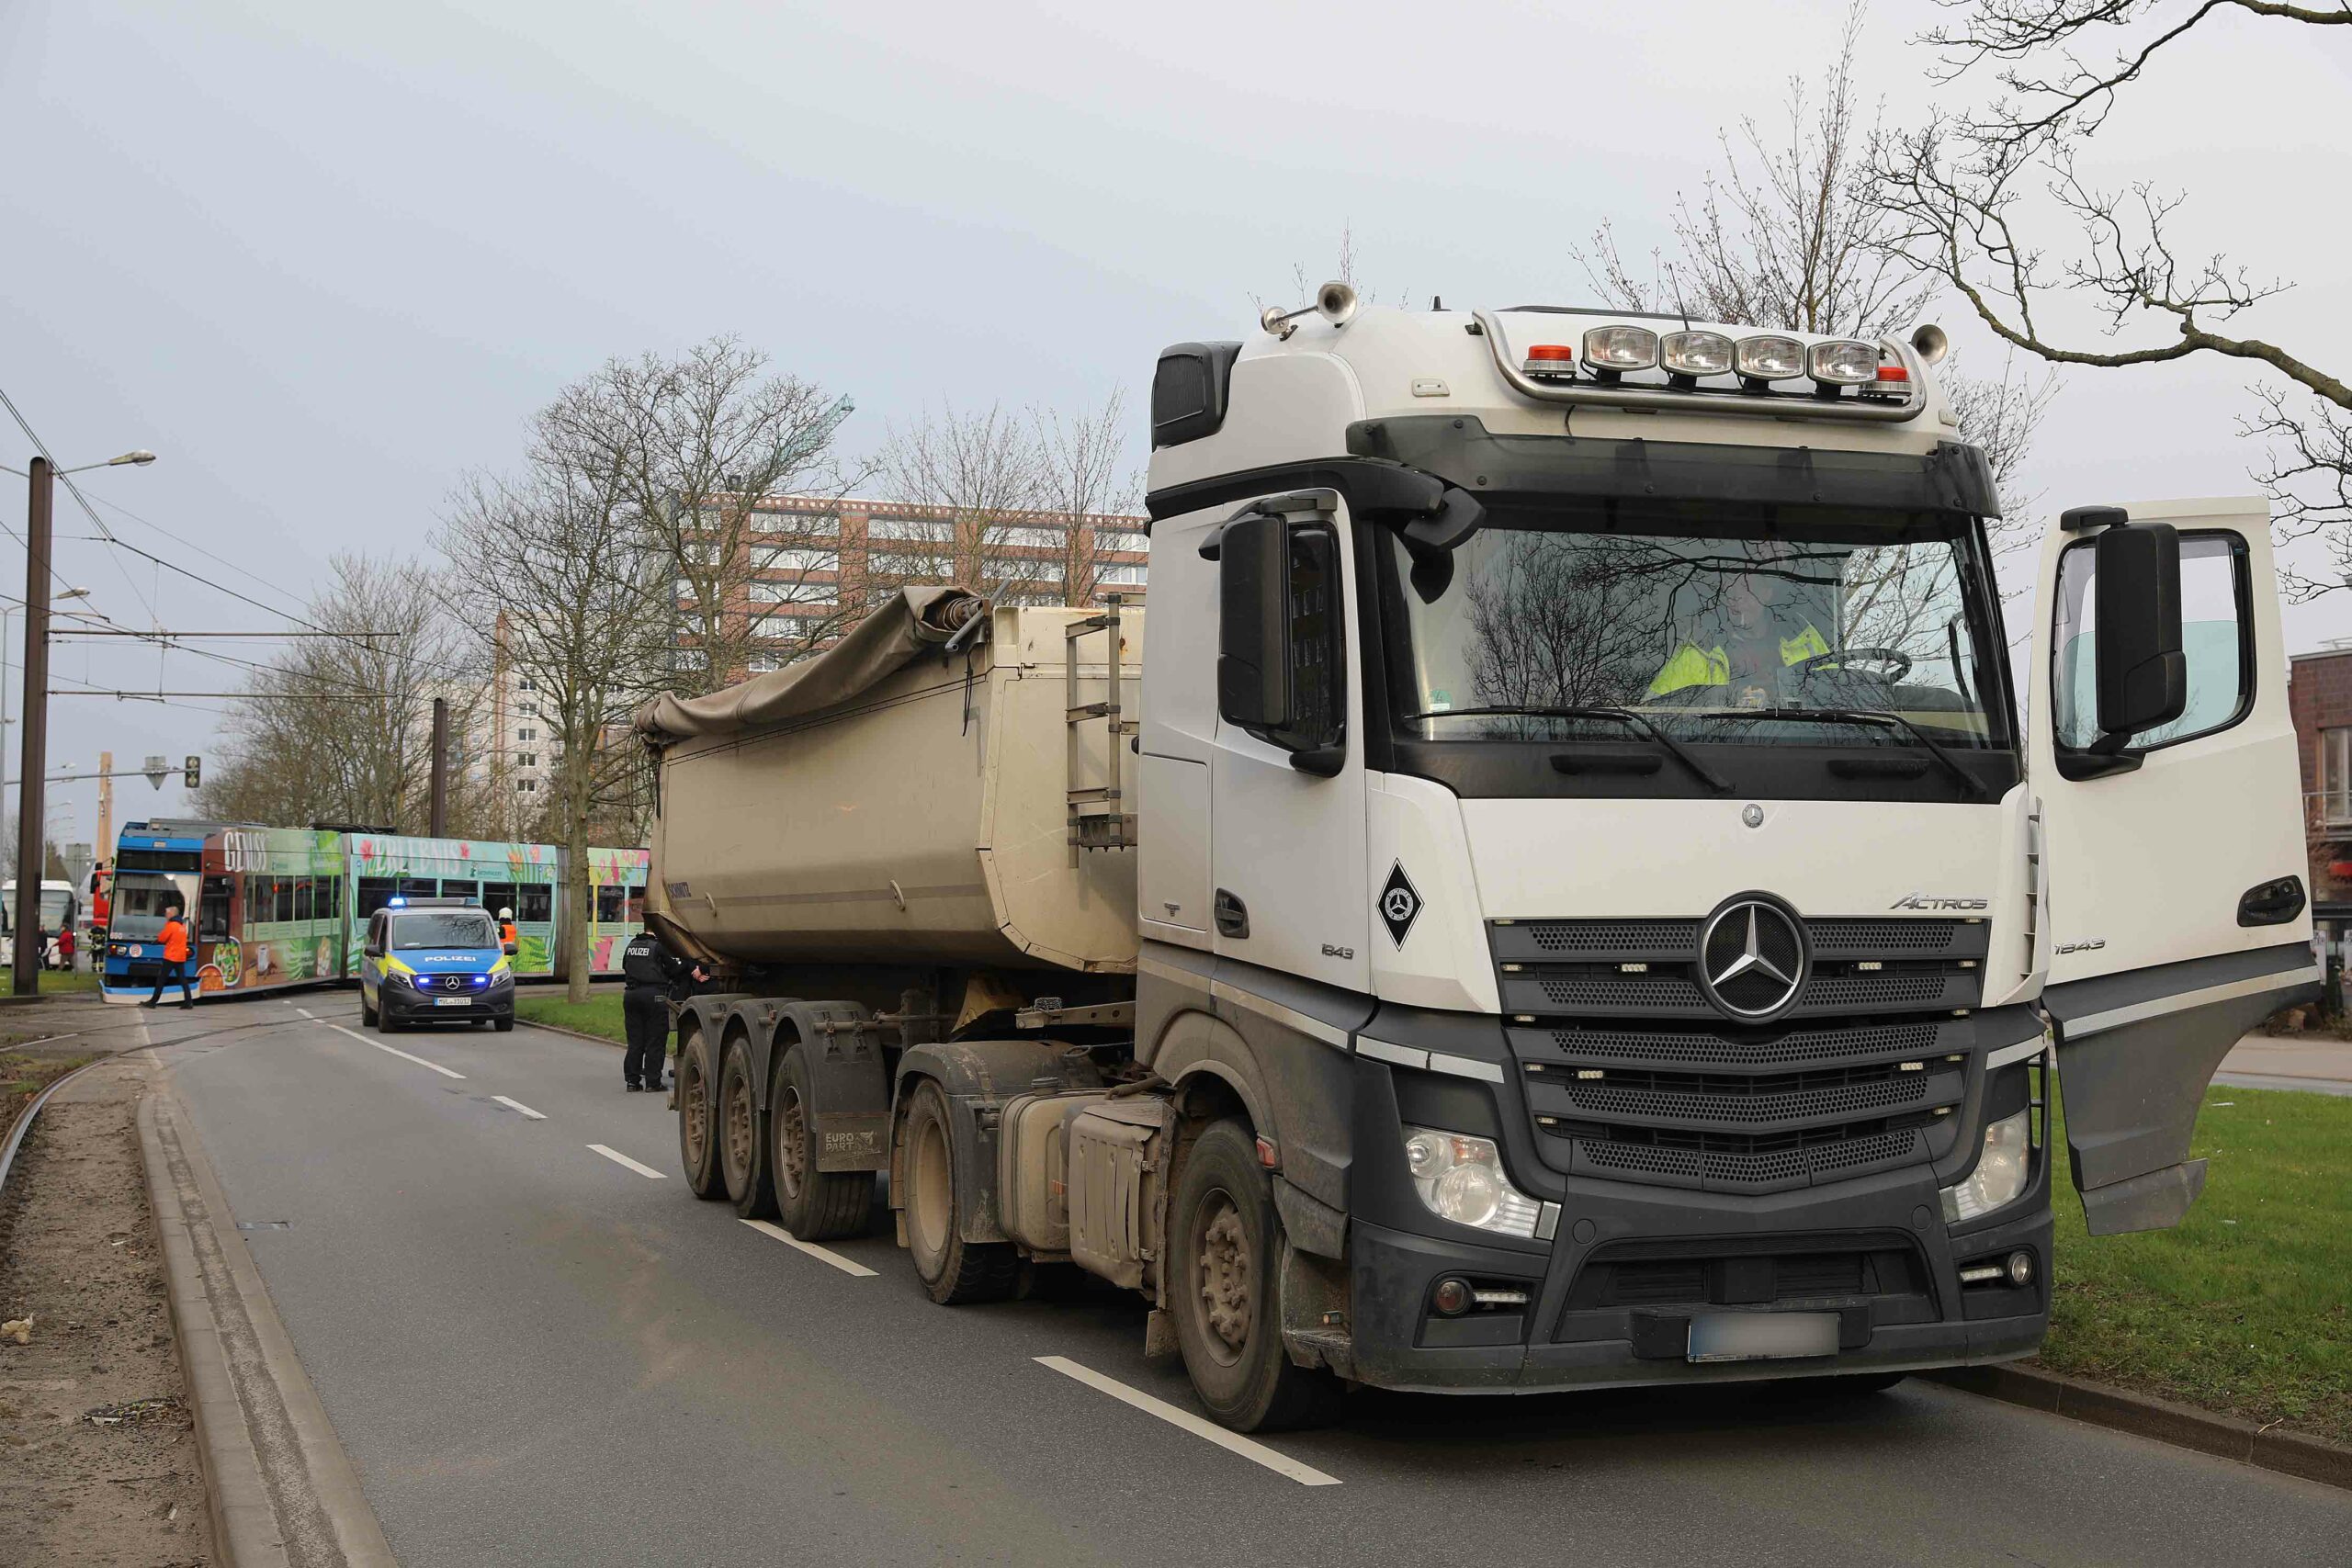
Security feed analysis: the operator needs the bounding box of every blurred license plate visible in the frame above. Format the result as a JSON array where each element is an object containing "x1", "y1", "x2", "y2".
[
  {"x1": 1686, "y1": 1312, "x2": 1838, "y2": 1362},
  {"x1": 434, "y1": 997, "x2": 471, "y2": 1007}
]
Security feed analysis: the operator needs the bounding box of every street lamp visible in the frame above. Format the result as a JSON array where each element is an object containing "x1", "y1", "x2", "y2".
[
  {"x1": 16, "y1": 447, "x2": 152, "y2": 996},
  {"x1": 53, "y1": 451, "x2": 155, "y2": 476}
]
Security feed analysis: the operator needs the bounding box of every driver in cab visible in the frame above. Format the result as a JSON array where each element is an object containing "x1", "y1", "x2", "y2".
[{"x1": 1648, "y1": 543, "x2": 1832, "y2": 708}]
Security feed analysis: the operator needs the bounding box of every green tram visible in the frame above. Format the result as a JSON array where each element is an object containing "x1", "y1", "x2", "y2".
[{"x1": 100, "y1": 820, "x2": 648, "y2": 1003}]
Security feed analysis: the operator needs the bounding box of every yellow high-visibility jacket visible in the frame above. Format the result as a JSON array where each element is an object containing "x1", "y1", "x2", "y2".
[{"x1": 1647, "y1": 623, "x2": 1834, "y2": 697}]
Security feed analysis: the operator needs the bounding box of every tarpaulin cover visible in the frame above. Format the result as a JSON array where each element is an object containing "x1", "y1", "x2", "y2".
[{"x1": 631, "y1": 585, "x2": 985, "y2": 742}]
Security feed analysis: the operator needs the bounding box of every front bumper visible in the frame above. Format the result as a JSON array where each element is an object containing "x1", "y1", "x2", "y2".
[
  {"x1": 384, "y1": 983, "x2": 513, "y2": 1023},
  {"x1": 1324, "y1": 1029, "x2": 2053, "y2": 1393},
  {"x1": 1343, "y1": 1201, "x2": 2049, "y2": 1393}
]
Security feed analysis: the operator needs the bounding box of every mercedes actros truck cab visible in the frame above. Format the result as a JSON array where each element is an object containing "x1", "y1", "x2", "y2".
[{"x1": 645, "y1": 288, "x2": 2317, "y2": 1432}]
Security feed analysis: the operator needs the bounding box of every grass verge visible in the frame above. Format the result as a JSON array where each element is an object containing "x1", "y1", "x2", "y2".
[
  {"x1": 0, "y1": 970, "x2": 102, "y2": 997},
  {"x1": 514, "y1": 993, "x2": 626, "y2": 1043},
  {"x1": 1, "y1": 1051, "x2": 96, "y2": 1128},
  {"x1": 2042, "y1": 1082, "x2": 2352, "y2": 1446}
]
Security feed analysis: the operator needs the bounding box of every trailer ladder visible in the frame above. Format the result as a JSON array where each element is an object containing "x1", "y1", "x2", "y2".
[{"x1": 1067, "y1": 592, "x2": 1139, "y2": 860}]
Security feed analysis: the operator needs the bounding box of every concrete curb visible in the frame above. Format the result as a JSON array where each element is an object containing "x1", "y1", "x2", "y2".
[
  {"x1": 139, "y1": 1065, "x2": 400, "y2": 1565},
  {"x1": 140, "y1": 1083, "x2": 286, "y2": 1566},
  {"x1": 512, "y1": 1014, "x2": 624, "y2": 1049},
  {"x1": 1927, "y1": 1364, "x2": 2352, "y2": 1491}
]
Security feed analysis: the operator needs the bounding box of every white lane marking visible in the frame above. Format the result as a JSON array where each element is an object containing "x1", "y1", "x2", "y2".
[
  {"x1": 326, "y1": 1022, "x2": 466, "y2": 1079},
  {"x1": 740, "y1": 1219, "x2": 878, "y2": 1277},
  {"x1": 587, "y1": 1144, "x2": 667, "y2": 1179},
  {"x1": 296, "y1": 1008, "x2": 317, "y2": 1020},
  {"x1": 1033, "y1": 1356, "x2": 1342, "y2": 1486},
  {"x1": 492, "y1": 1095, "x2": 547, "y2": 1121}
]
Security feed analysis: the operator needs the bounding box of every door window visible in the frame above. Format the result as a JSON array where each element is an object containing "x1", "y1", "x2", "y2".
[
  {"x1": 198, "y1": 877, "x2": 233, "y2": 942},
  {"x1": 356, "y1": 878, "x2": 397, "y2": 918},
  {"x1": 595, "y1": 884, "x2": 625, "y2": 923},
  {"x1": 518, "y1": 884, "x2": 553, "y2": 922},
  {"x1": 2052, "y1": 532, "x2": 2251, "y2": 752}
]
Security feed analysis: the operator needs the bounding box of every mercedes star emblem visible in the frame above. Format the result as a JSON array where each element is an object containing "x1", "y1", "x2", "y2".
[{"x1": 1696, "y1": 897, "x2": 1807, "y2": 1020}]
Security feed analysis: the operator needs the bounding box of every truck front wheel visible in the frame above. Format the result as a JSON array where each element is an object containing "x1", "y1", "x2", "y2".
[
  {"x1": 675, "y1": 1025, "x2": 725, "y2": 1200},
  {"x1": 719, "y1": 1037, "x2": 778, "y2": 1221},
  {"x1": 901, "y1": 1079, "x2": 1016, "y2": 1304},
  {"x1": 772, "y1": 1044, "x2": 874, "y2": 1240},
  {"x1": 1170, "y1": 1120, "x2": 1340, "y2": 1433}
]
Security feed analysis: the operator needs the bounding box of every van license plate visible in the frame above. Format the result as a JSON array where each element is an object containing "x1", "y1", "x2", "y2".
[
  {"x1": 1686, "y1": 1312, "x2": 1839, "y2": 1362},
  {"x1": 434, "y1": 997, "x2": 471, "y2": 1007}
]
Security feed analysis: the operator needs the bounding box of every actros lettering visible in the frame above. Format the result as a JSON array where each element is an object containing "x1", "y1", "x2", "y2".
[{"x1": 1890, "y1": 893, "x2": 1989, "y2": 911}]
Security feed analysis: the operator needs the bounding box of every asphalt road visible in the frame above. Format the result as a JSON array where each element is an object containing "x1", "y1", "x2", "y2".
[{"x1": 143, "y1": 991, "x2": 2352, "y2": 1568}]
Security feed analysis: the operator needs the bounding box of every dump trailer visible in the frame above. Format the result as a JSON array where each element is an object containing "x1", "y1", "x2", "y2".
[{"x1": 639, "y1": 293, "x2": 2318, "y2": 1432}]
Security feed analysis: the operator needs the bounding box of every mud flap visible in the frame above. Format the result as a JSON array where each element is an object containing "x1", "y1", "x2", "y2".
[{"x1": 2045, "y1": 943, "x2": 2319, "y2": 1235}]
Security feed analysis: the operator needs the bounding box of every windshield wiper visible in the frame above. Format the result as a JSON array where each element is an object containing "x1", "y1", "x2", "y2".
[
  {"x1": 1693, "y1": 707, "x2": 1988, "y2": 800},
  {"x1": 1406, "y1": 705, "x2": 1733, "y2": 794}
]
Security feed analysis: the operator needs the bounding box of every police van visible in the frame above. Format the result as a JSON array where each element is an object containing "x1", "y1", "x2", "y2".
[{"x1": 358, "y1": 897, "x2": 516, "y2": 1032}]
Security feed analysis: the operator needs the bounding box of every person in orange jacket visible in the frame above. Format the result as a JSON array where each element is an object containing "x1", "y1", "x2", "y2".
[
  {"x1": 497, "y1": 907, "x2": 519, "y2": 949},
  {"x1": 142, "y1": 905, "x2": 196, "y2": 1009}
]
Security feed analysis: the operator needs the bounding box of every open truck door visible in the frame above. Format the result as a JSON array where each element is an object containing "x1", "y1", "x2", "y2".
[{"x1": 2029, "y1": 497, "x2": 2320, "y2": 1235}]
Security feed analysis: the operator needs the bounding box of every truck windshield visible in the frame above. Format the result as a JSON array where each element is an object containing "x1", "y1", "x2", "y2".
[
  {"x1": 390, "y1": 911, "x2": 497, "y2": 950},
  {"x1": 110, "y1": 874, "x2": 195, "y2": 939},
  {"x1": 1380, "y1": 502, "x2": 2008, "y2": 750}
]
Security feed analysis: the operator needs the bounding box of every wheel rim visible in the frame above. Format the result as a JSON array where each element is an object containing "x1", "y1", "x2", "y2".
[
  {"x1": 682, "y1": 1048, "x2": 709, "y2": 1168},
  {"x1": 1194, "y1": 1189, "x2": 1250, "y2": 1368},
  {"x1": 910, "y1": 1111, "x2": 951, "y2": 1263},
  {"x1": 775, "y1": 1085, "x2": 807, "y2": 1201},
  {"x1": 723, "y1": 1066, "x2": 753, "y2": 1179}
]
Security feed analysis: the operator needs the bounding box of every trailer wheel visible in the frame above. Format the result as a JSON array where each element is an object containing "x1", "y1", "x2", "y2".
[
  {"x1": 718, "y1": 1036, "x2": 778, "y2": 1220},
  {"x1": 901, "y1": 1079, "x2": 1016, "y2": 1304},
  {"x1": 771, "y1": 1045, "x2": 874, "y2": 1241},
  {"x1": 1170, "y1": 1120, "x2": 1340, "y2": 1433},
  {"x1": 675, "y1": 1023, "x2": 725, "y2": 1200}
]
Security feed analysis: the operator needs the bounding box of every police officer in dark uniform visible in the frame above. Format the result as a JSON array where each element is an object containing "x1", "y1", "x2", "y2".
[{"x1": 620, "y1": 927, "x2": 689, "y2": 1093}]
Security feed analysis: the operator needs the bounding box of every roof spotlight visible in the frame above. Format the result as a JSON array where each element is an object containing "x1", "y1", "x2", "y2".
[
  {"x1": 1660, "y1": 330, "x2": 1735, "y2": 381},
  {"x1": 1582, "y1": 325, "x2": 1659, "y2": 375},
  {"x1": 1735, "y1": 334, "x2": 1806, "y2": 385},
  {"x1": 1807, "y1": 339, "x2": 1880, "y2": 388}
]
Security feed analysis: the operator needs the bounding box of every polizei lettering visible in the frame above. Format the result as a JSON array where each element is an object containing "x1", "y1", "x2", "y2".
[{"x1": 1889, "y1": 893, "x2": 1989, "y2": 911}]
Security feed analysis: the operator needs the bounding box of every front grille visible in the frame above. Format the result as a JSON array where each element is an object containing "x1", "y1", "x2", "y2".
[
  {"x1": 1517, "y1": 1019, "x2": 1956, "y2": 1071},
  {"x1": 1563, "y1": 1234, "x2": 1928, "y2": 1314},
  {"x1": 1503, "y1": 966, "x2": 1976, "y2": 1020},
  {"x1": 1496, "y1": 914, "x2": 1982, "y2": 1192}
]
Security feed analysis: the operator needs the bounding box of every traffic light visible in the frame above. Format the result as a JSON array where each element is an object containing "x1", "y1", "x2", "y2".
[{"x1": 183, "y1": 755, "x2": 201, "y2": 790}]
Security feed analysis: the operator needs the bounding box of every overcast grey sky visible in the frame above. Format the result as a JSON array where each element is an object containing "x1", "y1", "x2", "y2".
[{"x1": 5, "y1": 0, "x2": 2349, "y2": 851}]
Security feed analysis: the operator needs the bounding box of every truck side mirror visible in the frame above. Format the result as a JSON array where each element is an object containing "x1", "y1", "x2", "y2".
[
  {"x1": 1216, "y1": 512, "x2": 1294, "y2": 734},
  {"x1": 2093, "y1": 522, "x2": 2187, "y2": 739},
  {"x1": 1217, "y1": 512, "x2": 1347, "y2": 773}
]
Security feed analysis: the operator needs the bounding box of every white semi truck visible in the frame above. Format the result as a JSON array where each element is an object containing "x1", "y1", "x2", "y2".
[{"x1": 637, "y1": 290, "x2": 2318, "y2": 1431}]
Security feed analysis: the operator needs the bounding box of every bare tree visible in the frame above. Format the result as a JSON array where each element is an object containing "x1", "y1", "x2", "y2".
[
  {"x1": 1866, "y1": 1, "x2": 2350, "y2": 592},
  {"x1": 539, "y1": 335, "x2": 869, "y2": 686},
  {"x1": 1259, "y1": 220, "x2": 1415, "y2": 315},
  {"x1": 198, "y1": 555, "x2": 496, "y2": 834},
  {"x1": 1034, "y1": 389, "x2": 1141, "y2": 604},
  {"x1": 1572, "y1": 3, "x2": 2056, "y2": 542},
  {"x1": 874, "y1": 402, "x2": 1053, "y2": 600},
  {"x1": 439, "y1": 437, "x2": 662, "y2": 1002}
]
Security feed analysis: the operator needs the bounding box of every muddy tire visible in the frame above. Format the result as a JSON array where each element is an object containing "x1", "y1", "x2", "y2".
[
  {"x1": 718, "y1": 1036, "x2": 777, "y2": 1220},
  {"x1": 1170, "y1": 1119, "x2": 1340, "y2": 1433},
  {"x1": 674, "y1": 1023, "x2": 725, "y2": 1199},
  {"x1": 771, "y1": 1045, "x2": 874, "y2": 1241},
  {"x1": 900, "y1": 1079, "x2": 1016, "y2": 1304}
]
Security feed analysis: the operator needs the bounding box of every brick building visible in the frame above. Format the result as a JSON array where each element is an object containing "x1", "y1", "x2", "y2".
[
  {"x1": 673, "y1": 493, "x2": 1149, "y2": 676},
  {"x1": 2289, "y1": 644, "x2": 2352, "y2": 909}
]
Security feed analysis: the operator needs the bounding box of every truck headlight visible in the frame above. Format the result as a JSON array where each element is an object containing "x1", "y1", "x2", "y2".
[
  {"x1": 1402, "y1": 1125, "x2": 1544, "y2": 1239},
  {"x1": 1942, "y1": 1110, "x2": 2031, "y2": 1223}
]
